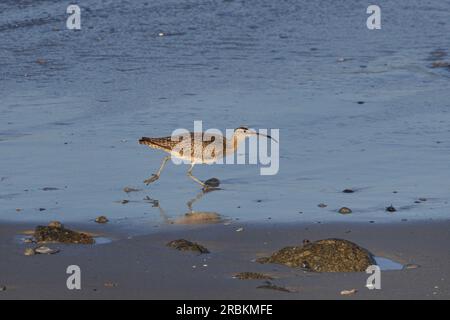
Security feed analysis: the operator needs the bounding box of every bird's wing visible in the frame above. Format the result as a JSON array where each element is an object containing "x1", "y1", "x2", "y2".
[{"x1": 139, "y1": 132, "x2": 226, "y2": 156}]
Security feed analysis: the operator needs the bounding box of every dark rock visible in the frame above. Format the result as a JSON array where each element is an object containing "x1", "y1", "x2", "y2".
[
  {"x1": 0, "y1": 286, "x2": 6, "y2": 292},
  {"x1": 233, "y1": 272, "x2": 273, "y2": 280},
  {"x1": 34, "y1": 224, "x2": 94, "y2": 244},
  {"x1": 317, "y1": 203, "x2": 327, "y2": 208},
  {"x1": 357, "y1": 101, "x2": 365, "y2": 104},
  {"x1": 257, "y1": 238, "x2": 376, "y2": 272},
  {"x1": 166, "y1": 239, "x2": 209, "y2": 254},
  {"x1": 342, "y1": 189, "x2": 354, "y2": 193},
  {"x1": 41, "y1": 187, "x2": 59, "y2": 191},
  {"x1": 204, "y1": 178, "x2": 220, "y2": 188},
  {"x1": 386, "y1": 205, "x2": 397, "y2": 212}
]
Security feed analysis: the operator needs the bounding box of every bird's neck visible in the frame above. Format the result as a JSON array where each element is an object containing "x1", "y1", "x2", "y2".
[{"x1": 226, "y1": 134, "x2": 245, "y2": 154}]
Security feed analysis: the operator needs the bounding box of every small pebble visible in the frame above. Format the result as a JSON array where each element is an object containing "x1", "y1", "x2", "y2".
[
  {"x1": 121, "y1": 200, "x2": 130, "y2": 204},
  {"x1": 338, "y1": 207, "x2": 352, "y2": 214},
  {"x1": 404, "y1": 264, "x2": 420, "y2": 270},
  {"x1": 34, "y1": 246, "x2": 59, "y2": 255},
  {"x1": 318, "y1": 203, "x2": 327, "y2": 208},
  {"x1": 104, "y1": 282, "x2": 118, "y2": 288},
  {"x1": 0, "y1": 286, "x2": 6, "y2": 292},
  {"x1": 24, "y1": 248, "x2": 35, "y2": 256},
  {"x1": 236, "y1": 227, "x2": 244, "y2": 232},
  {"x1": 340, "y1": 289, "x2": 358, "y2": 296},
  {"x1": 95, "y1": 216, "x2": 109, "y2": 224},
  {"x1": 342, "y1": 189, "x2": 354, "y2": 193}
]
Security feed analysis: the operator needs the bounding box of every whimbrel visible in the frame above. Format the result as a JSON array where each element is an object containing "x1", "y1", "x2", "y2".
[{"x1": 139, "y1": 127, "x2": 276, "y2": 188}]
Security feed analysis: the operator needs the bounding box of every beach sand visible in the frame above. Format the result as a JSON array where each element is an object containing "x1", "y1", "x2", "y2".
[{"x1": 1, "y1": 220, "x2": 449, "y2": 300}]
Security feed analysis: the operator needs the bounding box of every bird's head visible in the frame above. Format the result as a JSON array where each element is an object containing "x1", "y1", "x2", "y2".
[{"x1": 233, "y1": 126, "x2": 278, "y2": 142}]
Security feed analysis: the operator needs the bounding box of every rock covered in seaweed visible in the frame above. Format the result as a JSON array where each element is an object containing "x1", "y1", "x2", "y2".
[
  {"x1": 166, "y1": 239, "x2": 209, "y2": 254},
  {"x1": 34, "y1": 223, "x2": 94, "y2": 244},
  {"x1": 257, "y1": 238, "x2": 375, "y2": 272}
]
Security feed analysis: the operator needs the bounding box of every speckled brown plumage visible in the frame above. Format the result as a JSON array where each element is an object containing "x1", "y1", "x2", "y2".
[{"x1": 139, "y1": 133, "x2": 227, "y2": 161}]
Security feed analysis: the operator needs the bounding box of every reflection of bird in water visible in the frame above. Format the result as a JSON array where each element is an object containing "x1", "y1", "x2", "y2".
[
  {"x1": 147, "y1": 189, "x2": 223, "y2": 225},
  {"x1": 139, "y1": 127, "x2": 276, "y2": 189}
]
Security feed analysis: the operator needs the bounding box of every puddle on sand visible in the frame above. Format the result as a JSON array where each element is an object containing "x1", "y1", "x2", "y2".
[
  {"x1": 374, "y1": 256, "x2": 404, "y2": 271},
  {"x1": 94, "y1": 237, "x2": 112, "y2": 245}
]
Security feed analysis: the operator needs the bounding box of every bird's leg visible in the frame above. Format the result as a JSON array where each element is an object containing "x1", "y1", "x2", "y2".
[
  {"x1": 186, "y1": 164, "x2": 208, "y2": 188},
  {"x1": 144, "y1": 156, "x2": 170, "y2": 185}
]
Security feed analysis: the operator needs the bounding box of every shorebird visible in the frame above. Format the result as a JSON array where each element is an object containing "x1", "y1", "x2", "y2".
[{"x1": 139, "y1": 127, "x2": 276, "y2": 188}]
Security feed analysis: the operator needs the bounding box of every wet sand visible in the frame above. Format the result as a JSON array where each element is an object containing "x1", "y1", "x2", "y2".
[{"x1": 1, "y1": 221, "x2": 449, "y2": 299}]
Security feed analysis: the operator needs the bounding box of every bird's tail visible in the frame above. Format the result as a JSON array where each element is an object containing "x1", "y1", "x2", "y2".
[
  {"x1": 139, "y1": 137, "x2": 160, "y2": 148},
  {"x1": 139, "y1": 136, "x2": 173, "y2": 151},
  {"x1": 139, "y1": 137, "x2": 153, "y2": 145}
]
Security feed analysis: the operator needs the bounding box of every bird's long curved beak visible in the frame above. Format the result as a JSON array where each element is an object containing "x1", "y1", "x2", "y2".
[{"x1": 255, "y1": 132, "x2": 278, "y2": 143}]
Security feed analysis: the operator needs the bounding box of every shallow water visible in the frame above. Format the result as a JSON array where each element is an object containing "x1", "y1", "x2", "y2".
[
  {"x1": 374, "y1": 256, "x2": 404, "y2": 271},
  {"x1": 1, "y1": 1, "x2": 450, "y2": 231}
]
